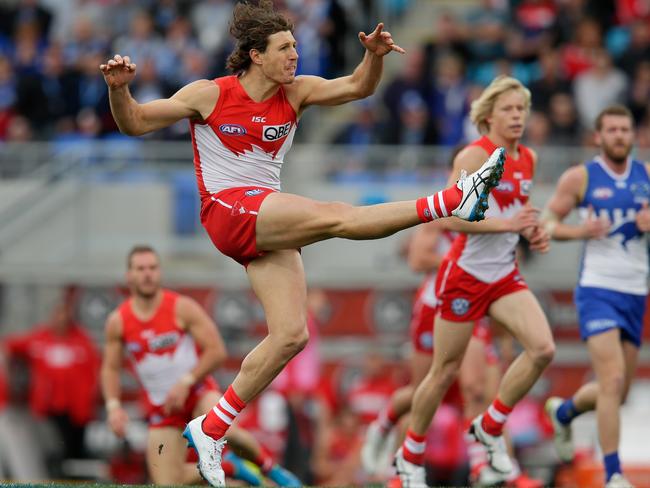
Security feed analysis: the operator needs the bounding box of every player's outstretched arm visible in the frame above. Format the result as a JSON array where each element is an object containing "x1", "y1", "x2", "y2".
[
  {"x1": 100, "y1": 54, "x2": 218, "y2": 136},
  {"x1": 297, "y1": 23, "x2": 405, "y2": 108}
]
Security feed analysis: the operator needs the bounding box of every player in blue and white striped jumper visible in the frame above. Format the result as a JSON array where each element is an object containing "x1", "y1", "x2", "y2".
[{"x1": 542, "y1": 105, "x2": 650, "y2": 488}]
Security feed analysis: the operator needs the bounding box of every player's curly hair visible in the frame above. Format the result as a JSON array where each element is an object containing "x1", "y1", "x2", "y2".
[
  {"x1": 470, "y1": 75, "x2": 531, "y2": 134},
  {"x1": 226, "y1": 0, "x2": 294, "y2": 74}
]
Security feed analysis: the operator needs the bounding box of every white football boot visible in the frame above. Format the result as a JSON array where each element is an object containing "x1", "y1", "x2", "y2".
[
  {"x1": 544, "y1": 396, "x2": 575, "y2": 462},
  {"x1": 469, "y1": 414, "x2": 513, "y2": 474},
  {"x1": 183, "y1": 414, "x2": 227, "y2": 487},
  {"x1": 451, "y1": 147, "x2": 506, "y2": 222}
]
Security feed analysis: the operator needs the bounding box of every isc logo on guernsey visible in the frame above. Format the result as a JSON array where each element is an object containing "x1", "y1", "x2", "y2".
[{"x1": 263, "y1": 122, "x2": 292, "y2": 142}]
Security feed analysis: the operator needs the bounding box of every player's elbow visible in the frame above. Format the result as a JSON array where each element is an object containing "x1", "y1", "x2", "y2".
[
  {"x1": 208, "y1": 345, "x2": 228, "y2": 368},
  {"x1": 355, "y1": 84, "x2": 375, "y2": 99},
  {"x1": 118, "y1": 123, "x2": 146, "y2": 137}
]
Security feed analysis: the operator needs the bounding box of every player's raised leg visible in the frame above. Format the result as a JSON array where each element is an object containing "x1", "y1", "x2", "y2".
[{"x1": 256, "y1": 148, "x2": 506, "y2": 251}]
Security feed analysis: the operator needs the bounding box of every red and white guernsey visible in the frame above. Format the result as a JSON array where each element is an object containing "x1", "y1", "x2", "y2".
[
  {"x1": 447, "y1": 136, "x2": 535, "y2": 283},
  {"x1": 190, "y1": 75, "x2": 298, "y2": 200},
  {"x1": 120, "y1": 290, "x2": 199, "y2": 406}
]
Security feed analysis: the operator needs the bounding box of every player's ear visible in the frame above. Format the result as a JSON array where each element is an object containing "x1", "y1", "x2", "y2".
[
  {"x1": 594, "y1": 130, "x2": 602, "y2": 147},
  {"x1": 250, "y1": 49, "x2": 263, "y2": 66}
]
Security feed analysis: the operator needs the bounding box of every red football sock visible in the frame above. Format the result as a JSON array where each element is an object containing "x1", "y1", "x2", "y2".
[
  {"x1": 402, "y1": 429, "x2": 427, "y2": 466},
  {"x1": 481, "y1": 398, "x2": 513, "y2": 436},
  {"x1": 377, "y1": 403, "x2": 401, "y2": 433},
  {"x1": 416, "y1": 185, "x2": 463, "y2": 222},
  {"x1": 202, "y1": 385, "x2": 246, "y2": 440},
  {"x1": 254, "y1": 445, "x2": 275, "y2": 473}
]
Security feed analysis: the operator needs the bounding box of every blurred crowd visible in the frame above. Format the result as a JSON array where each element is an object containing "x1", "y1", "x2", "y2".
[
  {"x1": 1, "y1": 0, "x2": 650, "y2": 152},
  {"x1": 335, "y1": 0, "x2": 650, "y2": 152},
  {"x1": 0, "y1": 0, "x2": 406, "y2": 144}
]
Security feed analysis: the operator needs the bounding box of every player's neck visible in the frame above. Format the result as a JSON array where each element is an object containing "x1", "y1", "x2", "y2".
[
  {"x1": 600, "y1": 153, "x2": 629, "y2": 175},
  {"x1": 238, "y1": 70, "x2": 281, "y2": 103},
  {"x1": 131, "y1": 289, "x2": 163, "y2": 320},
  {"x1": 487, "y1": 132, "x2": 519, "y2": 158}
]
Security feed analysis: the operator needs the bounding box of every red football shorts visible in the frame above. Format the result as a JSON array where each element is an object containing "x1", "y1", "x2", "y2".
[
  {"x1": 146, "y1": 377, "x2": 220, "y2": 429},
  {"x1": 201, "y1": 186, "x2": 276, "y2": 266},
  {"x1": 409, "y1": 298, "x2": 498, "y2": 365},
  {"x1": 435, "y1": 259, "x2": 528, "y2": 322}
]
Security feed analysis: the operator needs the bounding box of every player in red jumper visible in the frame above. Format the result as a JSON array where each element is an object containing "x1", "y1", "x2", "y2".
[
  {"x1": 394, "y1": 76, "x2": 555, "y2": 488},
  {"x1": 101, "y1": 245, "x2": 299, "y2": 486},
  {"x1": 100, "y1": 2, "x2": 505, "y2": 485}
]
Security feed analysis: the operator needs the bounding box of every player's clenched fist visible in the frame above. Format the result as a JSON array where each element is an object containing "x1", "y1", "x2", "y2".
[{"x1": 99, "y1": 54, "x2": 137, "y2": 89}]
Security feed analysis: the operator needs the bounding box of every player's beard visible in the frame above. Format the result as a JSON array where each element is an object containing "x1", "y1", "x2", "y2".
[
  {"x1": 602, "y1": 140, "x2": 632, "y2": 165},
  {"x1": 135, "y1": 282, "x2": 159, "y2": 300}
]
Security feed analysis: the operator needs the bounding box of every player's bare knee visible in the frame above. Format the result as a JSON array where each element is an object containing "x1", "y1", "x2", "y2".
[
  {"x1": 432, "y1": 361, "x2": 461, "y2": 389},
  {"x1": 461, "y1": 379, "x2": 484, "y2": 402},
  {"x1": 321, "y1": 201, "x2": 355, "y2": 237},
  {"x1": 530, "y1": 340, "x2": 555, "y2": 367},
  {"x1": 600, "y1": 372, "x2": 625, "y2": 397},
  {"x1": 276, "y1": 326, "x2": 309, "y2": 357}
]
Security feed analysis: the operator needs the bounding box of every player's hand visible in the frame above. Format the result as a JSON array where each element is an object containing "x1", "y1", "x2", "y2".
[
  {"x1": 510, "y1": 205, "x2": 540, "y2": 234},
  {"x1": 359, "y1": 23, "x2": 405, "y2": 56},
  {"x1": 163, "y1": 382, "x2": 191, "y2": 415},
  {"x1": 108, "y1": 406, "x2": 129, "y2": 438},
  {"x1": 581, "y1": 205, "x2": 609, "y2": 239},
  {"x1": 636, "y1": 200, "x2": 650, "y2": 232},
  {"x1": 526, "y1": 225, "x2": 551, "y2": 253},
  {"x1": 100, "y1": 54, "x2": 136, "y2": 89}
]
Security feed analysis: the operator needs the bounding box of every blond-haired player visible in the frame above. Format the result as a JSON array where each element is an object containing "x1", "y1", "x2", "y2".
[{"x1": 393, "y1": 76, "x2": 555, "y2": 487}]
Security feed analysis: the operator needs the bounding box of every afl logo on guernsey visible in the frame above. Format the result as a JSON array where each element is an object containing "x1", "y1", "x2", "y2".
[
  {"x1": 263, "y1": 122, "x2": 292, "y2": 142},
  {"x1": 219, "y1": 124, "x2": 247, "y2": 136},
  {"x1": 592, "y1": 187, "x2": 614, "y2": 199}
]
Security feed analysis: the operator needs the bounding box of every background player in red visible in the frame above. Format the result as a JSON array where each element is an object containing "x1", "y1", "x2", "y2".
[
  {"x1": 0, "y1": 289, "x2": 100, "y2": 473},
  {"x1": 101, "y1": 245, "x2": 300, "y2": 486},
  {"x1": 99, "y1": 1, "x2": 506, "y2": 484},
  {"x1": 394, "y1": 76, "x2": 556, "y2": 487}
]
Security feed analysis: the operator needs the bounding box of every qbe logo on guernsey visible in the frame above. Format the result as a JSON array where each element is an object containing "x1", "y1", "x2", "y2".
[{"x1": 263, "y1": 122, "x2": 292, "y2": 141}]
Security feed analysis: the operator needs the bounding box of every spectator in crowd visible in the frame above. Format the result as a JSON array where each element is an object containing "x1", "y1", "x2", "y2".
[
  {"x1": 0, "y1": 54, "x2": 17, "y2": 140},
  {"x1": 617, "y1": 20, "x2": 650, "y2": 78},
  {"x1": 464, "y1": 0, "x2": 508, "y2": 64},
  {"x1": 529, "y1": 49, "x2": 571, "y2": 113},
  {"x1": 382, "y1": 47, "x2": 431, "y2": 143},
  {"x1": 574, "y1": 48, "x2": 628, "y2": 129},
  {"x1": 508, "y1": 0, "x2": 557, "y2": 65},
  {"x1": 524, "y1": 111, "x2": 551, "y2": 147},
  {"x1": 430, "y1": 54, "x2": 469, "y2": 147},
  {"x1": 112, "y1": 11, "x2": 165, "y2": 77},
  {"x1": 548, "y1": 92, "x2": 581, "y2": 146},
  {"x1": 8, "y1": 0, "x2": 52, "y2": 42},
  {"x1": 393, "y1": 90, "x2": 436, "y2": 145},
  {"x1": 627, "y1": 60, "x2": 650, "y2": 124},
  {"x1": 561, "y1": 17, "x2": 603, "y2": 80},
  {"x1": 190, "y1": 0, "x2": 233, "y2": 56},
  {"x1": 0, "y1": 288, "x2": 100, "y2": 475}
]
